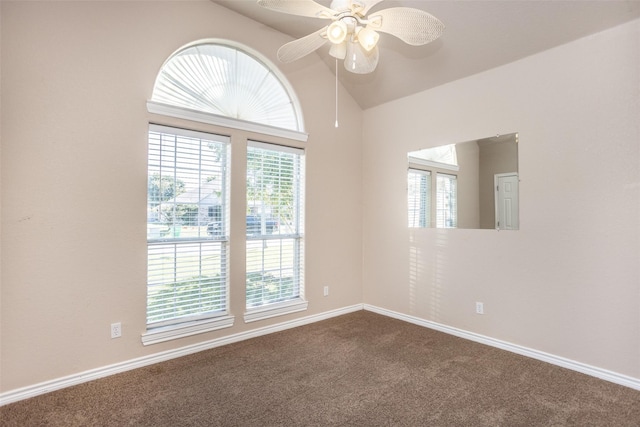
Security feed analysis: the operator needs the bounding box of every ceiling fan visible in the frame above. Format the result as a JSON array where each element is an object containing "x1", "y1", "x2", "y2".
[{"x1": 257, "y1": 0, "x2": 445, "y2": 74}]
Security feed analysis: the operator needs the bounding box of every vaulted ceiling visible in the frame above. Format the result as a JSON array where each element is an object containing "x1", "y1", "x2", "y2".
[{"x1": 211, "y1": 1, "x2": 640, "y2": 109}]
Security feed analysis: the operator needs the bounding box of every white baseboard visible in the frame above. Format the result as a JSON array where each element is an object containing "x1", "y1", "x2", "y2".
[
  {"x1": 0, "y1": 304, "x2": 363, "y2": 406},
  {"x1": 3, "y1": 302, "x2": 638, "y2": 406},
  {"x1": 363, "y1": 304, "x2": 640, "y2": 391}
]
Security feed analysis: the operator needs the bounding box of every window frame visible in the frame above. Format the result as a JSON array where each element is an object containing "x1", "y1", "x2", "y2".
[
  {"x1": 142, "y1": 124, "x2": 234, "y2": 346},
  {"x1": 244, "y1": 140, "x2": 307, "y2": 323},
  {"x1": 407, "y1": 166, "x2": 458, "y2": 229},
  {"x1": 143, "y1": 40, "x2": 308, "y2": 344},
  {"x1": 408, "y1": 168, "x2": 432, "y2": 228},
  {"x1": 436, "y1": 172, "x2": 458, "y2": 229}
]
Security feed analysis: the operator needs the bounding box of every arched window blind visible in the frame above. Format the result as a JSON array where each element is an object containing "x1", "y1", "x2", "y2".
[{"x1": 151, "y1": 41, "x2": 304, "y2": 134}]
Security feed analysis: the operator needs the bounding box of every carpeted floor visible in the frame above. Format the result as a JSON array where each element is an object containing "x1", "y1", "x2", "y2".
[{"x1": 1, "y1": 310, "x2": 639, "y2": 426}]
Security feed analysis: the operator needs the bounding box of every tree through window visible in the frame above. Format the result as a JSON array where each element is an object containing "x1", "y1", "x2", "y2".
[{"x1": 246, "y1": 142, "x2": 305, "y2": 311}]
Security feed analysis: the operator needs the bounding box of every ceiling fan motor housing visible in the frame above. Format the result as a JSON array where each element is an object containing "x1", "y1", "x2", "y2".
[{"x1": 330, "y1": 0, "x2": 361, "y2": 14}]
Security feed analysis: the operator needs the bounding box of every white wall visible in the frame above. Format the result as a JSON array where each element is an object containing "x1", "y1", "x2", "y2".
[
  {"x1": 362, "y1": 19, "x2": 640, "y2": 379},
  {"x1": 0, "y1": 1, "x2": 363, "y2": 392}
]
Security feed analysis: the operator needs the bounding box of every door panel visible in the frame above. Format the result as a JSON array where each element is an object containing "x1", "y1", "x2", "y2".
[{"x1": 495, "y1": 173, "x2": 519, "y2": 230}]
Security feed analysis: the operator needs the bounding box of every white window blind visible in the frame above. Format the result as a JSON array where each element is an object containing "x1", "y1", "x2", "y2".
[
  {"x1": 436, "y1": 173, "x2": 457, "y2": 229},
  {"x1": 246, "y1": 141, "x2": 304, "y2": 309},
  {"x1": 151, "y1": 42, "x2": 303, "y2": 132},
  {"x1": 408, "y1": 169, "x2": 431, "y2": 228},
  {"x1": 147, "y1": 125, "x2": 230, "y2": 328}
]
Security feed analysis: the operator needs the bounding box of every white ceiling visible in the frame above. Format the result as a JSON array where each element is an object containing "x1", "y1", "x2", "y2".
[{"x1": 211, "y1": 0, "x2": 640, "y2": 109}]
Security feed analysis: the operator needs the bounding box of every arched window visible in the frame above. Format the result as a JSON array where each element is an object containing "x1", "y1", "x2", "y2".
[
  {"x1": 148, "y1": 40, "x2": 306, "y2": 141},
  {"x1": 143, "y1": 40, "x2": 307, "y2": 344}
]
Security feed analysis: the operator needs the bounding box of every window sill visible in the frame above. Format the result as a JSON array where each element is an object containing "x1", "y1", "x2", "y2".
[
  {"x1": 141, "y1": 315, "x2": 235, "y2": 346},
  {"x1": 244, "y1": 299, "x2": 308, "y2": 323}
]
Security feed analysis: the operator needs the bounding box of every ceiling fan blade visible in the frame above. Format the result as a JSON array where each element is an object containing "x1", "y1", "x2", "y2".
[
  {"x1": 368, "y1": 7, "x2": 445, "y2": 46},
  {"x1": 257, "y1": 0, "x2": 335, "y2": 19},
  {"x1": 344, "y1": 41, "x2": 379, "y2": 74},
  {"x1": 277, "y1": 27, "x2": 329, "y2": 63}
]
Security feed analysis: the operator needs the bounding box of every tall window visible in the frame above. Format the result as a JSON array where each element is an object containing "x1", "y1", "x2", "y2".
[
  {"x1": 408, "y1": 169, "x2": 431, "y2": 228},
  {"x1": 436, "y1": 173, "x2": 457, "y2": 228},
  {"x1": 145, "y1": 41, "x2": 307, "y2": 341},
  {"x1": 146, "y1": 125, "x2": 230, "y2": 329},
  {"x1": 246, "y1": 142, "x2": 305, "y2": 314}
]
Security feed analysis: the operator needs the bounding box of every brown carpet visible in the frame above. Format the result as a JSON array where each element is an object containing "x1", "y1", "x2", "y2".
[{"x1": 1, "y1": 310, "x2": 639, "y2": 426}]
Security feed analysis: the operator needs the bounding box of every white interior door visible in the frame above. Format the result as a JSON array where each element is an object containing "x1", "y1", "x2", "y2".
[{"x1": 495, "y1": 173, "x2": 519, "y2": 230}]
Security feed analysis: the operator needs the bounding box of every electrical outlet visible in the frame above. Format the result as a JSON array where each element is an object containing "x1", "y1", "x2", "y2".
[
  {"x1": 475, "y1": 302, "x2": 484, "y2": 315},
  {"x1": 323, "y1": 286, "x2": 329, "y2": 297},
  {"x1": 111, "y1": 322, "x2": 122, "y2": 338}
]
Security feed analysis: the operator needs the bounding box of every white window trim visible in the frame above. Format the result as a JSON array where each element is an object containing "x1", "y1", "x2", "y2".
[
  {"x1": 408, "y1": 156, "x2": 460, "y2": 172},
  {"x1": 243, "y1": 298, "x2": 309, "y2": 323},
  {"x1": 248, "y1": 139, "x2": 305, "y2": 155},
  {"x1": 148, "y1": 123, "x2": 230, "y2": 143},
  {"x1": 408, "y1": 168, "x2": 431, "y2": 177},
  {"x1": 148, "y1": 101, "x2": 309, "y2": 143},
  {"x1": 142, "y1": 314, "x2": 235, "y2": 346}
]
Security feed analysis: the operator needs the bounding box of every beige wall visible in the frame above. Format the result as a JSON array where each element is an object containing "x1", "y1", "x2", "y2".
[
  {"x1": 363, "y1": 18, "x2": 639, "y2": 378},
  {"x1": 0, "y1": 1, "x2": 363, "y2": 392}
]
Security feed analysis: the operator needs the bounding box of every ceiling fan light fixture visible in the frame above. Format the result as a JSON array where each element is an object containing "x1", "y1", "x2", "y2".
[
  {"x1": 357, "y1": 26, "x2": 379, "y2": 51},
  {"x1": 327, "y1": 20, "x2": 348, "y2": 44},
  {"x1": 329, "y1": 41, "x2": 347, "y2": 59},
  {"x1": 345, "y1": 40, "x2": 379, "y2": 74}
]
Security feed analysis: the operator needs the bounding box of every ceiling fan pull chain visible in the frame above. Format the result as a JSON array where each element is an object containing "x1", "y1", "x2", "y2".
[{"x1": 335, "y1": 58, "x2": 339, "y2": 128}]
